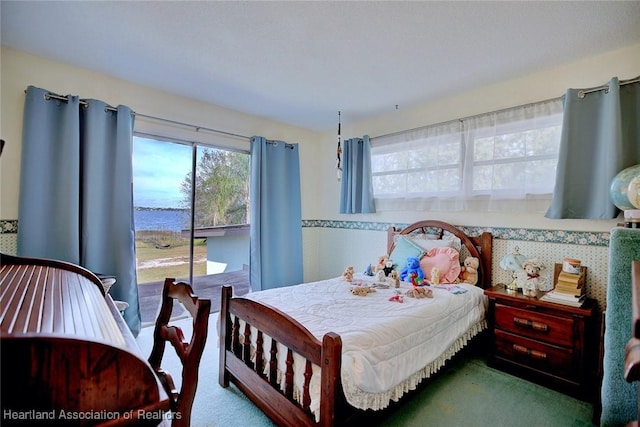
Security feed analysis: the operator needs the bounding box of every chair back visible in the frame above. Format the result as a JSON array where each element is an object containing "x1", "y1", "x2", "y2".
[{"x1": 148, "y1": 278, "x2": 211, "y2": 427}]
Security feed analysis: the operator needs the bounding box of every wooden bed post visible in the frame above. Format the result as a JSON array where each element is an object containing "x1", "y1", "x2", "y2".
[
  {"x1": 219, "y1": 285, "x2": 232, "y2": 387},
  {"x1": 319, "y1": 332, "x2": 342, "y2": 427},
  {"x1": 478, "y1": 231, "x2": 493, "y2": 289}
]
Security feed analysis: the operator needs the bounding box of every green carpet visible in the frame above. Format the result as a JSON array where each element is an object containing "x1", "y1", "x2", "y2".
[
  {"x1": 373, "y1": 357, "x2": 594, "y2": 427},
  {"x1": 137, "y1": 315, "x2": 594, "y2": 427}
]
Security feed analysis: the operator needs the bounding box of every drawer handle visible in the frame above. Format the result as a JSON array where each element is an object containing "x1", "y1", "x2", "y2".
[
  {"x1": 513, "y1": 316, "x2": 549, "y2": 332},
  {"x1": 513, "y1": 343, "x2": 547, "y2": 360}
]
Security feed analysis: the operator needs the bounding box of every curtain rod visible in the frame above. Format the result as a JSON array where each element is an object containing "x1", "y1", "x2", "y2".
[
  {"x1": 266, "y1": 140, "x2": 295, "y2": 149},
  {"x1": 37, "y1": 91, "x2": 251, "y2": 141},
  {"x1": 577, "y1": 75, "x2": 640, "y2": 98},
  {"x1": 371, "y1": 95, "x2": 563, "y2": 141}
]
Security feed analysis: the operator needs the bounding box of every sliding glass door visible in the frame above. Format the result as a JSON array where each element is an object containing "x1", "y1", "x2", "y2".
[{"x1": 132, "y1": 135, "x2": 250, "y2": 322}]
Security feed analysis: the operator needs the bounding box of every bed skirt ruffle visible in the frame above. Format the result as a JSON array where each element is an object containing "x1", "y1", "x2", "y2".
[{"x1": 341, "y1": 320, "x2": 487, "y2": 411}]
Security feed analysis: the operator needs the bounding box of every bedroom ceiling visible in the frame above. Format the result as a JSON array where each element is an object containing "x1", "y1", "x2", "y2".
[{"x1": 2, "y1": 1, "x2": 640, "y2": 132}]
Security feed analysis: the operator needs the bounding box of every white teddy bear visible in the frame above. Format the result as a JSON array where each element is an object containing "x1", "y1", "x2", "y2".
[{"x1": 517, "y1": 259, "x2": 545, "y2": 297}]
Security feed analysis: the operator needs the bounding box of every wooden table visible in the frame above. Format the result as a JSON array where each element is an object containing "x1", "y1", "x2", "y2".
[{"x1": 0, "y1": 253, "x2": 170, "y2": 426}]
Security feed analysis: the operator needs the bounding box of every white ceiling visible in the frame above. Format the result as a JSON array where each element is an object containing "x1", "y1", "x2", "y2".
[{"x1": 2, "y1": 1, "x2": 640, "y2": 132}]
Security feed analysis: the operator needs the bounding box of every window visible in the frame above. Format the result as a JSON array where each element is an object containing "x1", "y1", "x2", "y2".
[
  {"x1": 371, "y1": 98, "x2": 564, "y2": 212},
  {"x1": 372, "y1": 121, "x2": 463, "y2": 199}
]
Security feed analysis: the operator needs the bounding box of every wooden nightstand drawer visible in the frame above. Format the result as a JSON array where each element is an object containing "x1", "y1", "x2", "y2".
[
  {"x1": 495, "y1": 303, "x2": 574, "y2": 347},
  {"x1": 485, "y1": 285, "x2": 598, "y2": 400},
  {"x1": 495, "y1": 330, "x2": 574, "y2": 377}
]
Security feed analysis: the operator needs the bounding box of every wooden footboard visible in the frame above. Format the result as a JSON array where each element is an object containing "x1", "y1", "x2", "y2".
[{"x1": 219, "y1": 285, "x2": 343, "y2": 427}]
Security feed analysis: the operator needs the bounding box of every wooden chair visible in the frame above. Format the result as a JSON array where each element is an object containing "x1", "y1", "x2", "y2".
[
  {"x1": 625, "y1": 261, "x2": 640, "y2": 426},
  {"x1": 148, "y1": 278, "x2": 211, "y2": 427}
]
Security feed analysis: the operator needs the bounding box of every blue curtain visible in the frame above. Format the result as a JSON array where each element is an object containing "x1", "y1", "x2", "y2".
[
  {"x1": 18, "y1": 86, "x2": 140, "y2": 335},
  {"x1": 339, "y1": 135, "x2": 376, "y2": 214},
  {"x1": 546, "y1": 77, "x2": 640, "y2": 219},
  {"x1": 249, "y1": 136, "x2": 303, "y2": 291}
]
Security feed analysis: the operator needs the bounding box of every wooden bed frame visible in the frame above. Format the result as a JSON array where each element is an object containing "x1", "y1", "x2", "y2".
[{"x1": 219, "y1": 220, "x2": 493, "y2": 427}]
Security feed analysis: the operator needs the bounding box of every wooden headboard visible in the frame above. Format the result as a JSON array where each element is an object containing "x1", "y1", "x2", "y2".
[{"x1": 387, "y1": 220, "x2": 493, "y2": 289}]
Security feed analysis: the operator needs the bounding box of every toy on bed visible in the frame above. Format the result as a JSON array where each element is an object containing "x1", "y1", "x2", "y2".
[
  {"x1": 409, "y1": 271, "x2": 427, "y2": 287},
  {"x1": 405, "y1": 286, "x2": 433, "y2": 298},
  {"x1": 388, "y1": 270, "x2": 400, "y2": 288},
  {"x1": 365, "y1": 256, "x2": 393, "y2": 277},
  {"x1": 458, "y1": 256, "x2": 479, "y2": 285},
  {"x1": 374, "y1": 270, "x2": 387, "y2": 282},
  {"x1": 342, "y1": 266, "x2": 355, "y2": 282},
  {"x1": 350, "y1": 286, "x2": 376, "y2": 296},
  {"x1": 372, "y1": 255, "x2": 394, "y2": 275},
  {"x1": 517, "y1": 258, "x2": 545, "y2": 297},
  {"x1": 372, "y1": 269, "x2": 400, "y2": 288},
  {"x1": 388, "y1": 291, "x2": 404, "y2": 303},
  {"x1": 430, "y1": 267, "x2": 441, "y2": 285},
  {"x1": 400, "y1": 257, "x2": 425, "y2": 284}
]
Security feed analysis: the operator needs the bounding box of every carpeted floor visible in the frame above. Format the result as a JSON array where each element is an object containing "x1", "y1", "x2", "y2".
[
  {"x1": 371, "y1": 357, "x2": 594, "y2": 427},
  {"x1": 136, "y1": 315, "x2": 595, "y2": 427}
]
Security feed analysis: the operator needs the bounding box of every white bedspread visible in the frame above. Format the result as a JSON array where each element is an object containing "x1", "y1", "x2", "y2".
[{"x1": 239, "y1": 274, "x2": 487, "y2": 418}]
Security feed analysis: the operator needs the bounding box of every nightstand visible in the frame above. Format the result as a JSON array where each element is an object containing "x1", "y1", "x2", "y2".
[{"x1": 484, "y1": 285, "x2": 599, "y2": 399}]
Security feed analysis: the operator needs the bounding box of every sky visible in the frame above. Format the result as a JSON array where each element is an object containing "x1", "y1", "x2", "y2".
[{"x1": 132, "y1": 136, "x2": 192, "y2": 208}]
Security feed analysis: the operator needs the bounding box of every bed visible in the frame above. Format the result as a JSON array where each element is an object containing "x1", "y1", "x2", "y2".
[{"x1": 219, "y1": 220, "x2": 493, "y2": 426}]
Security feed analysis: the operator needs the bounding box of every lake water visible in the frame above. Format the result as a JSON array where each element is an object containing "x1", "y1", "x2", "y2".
[{"x1": 134, "y1": 208, "x2": 189, "y2": 232}]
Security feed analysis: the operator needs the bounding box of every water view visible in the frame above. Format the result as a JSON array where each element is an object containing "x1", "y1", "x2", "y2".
[{"x1": 134, "y1": 207, "x2": 189, "y2": 232}]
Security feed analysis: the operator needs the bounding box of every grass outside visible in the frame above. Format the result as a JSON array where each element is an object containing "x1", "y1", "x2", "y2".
[{"x1": 135, "y1": 230, "x2": 207, "y2": 284}]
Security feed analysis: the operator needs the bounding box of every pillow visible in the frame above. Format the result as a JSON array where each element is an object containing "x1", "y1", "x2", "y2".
[
  {"x1": 442, "y1": 232, "x2": 463, "y2": 252},
  {"x1": 401, "y1": 231, "x2": 462, "y2": 253},
  {"x1": 394, "y1": 232, "x2": 438, "y2": 243},
  {"x1": 411, "y1": 238, "x2": 457, "y2": 252},
  {"x1": 390, "y1": 236, "x2": 424, "y2": 269},
  {"x1": 420, "y1": 247, "x2": 461, "y2": 283}
]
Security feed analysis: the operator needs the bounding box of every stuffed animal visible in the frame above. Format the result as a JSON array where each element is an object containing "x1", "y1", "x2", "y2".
[
  {"x1": 517, "y1": 259, "x2": 545, "y2": 297},
  {"x1": 430, "y1": 267, "x2": 441, "y2": 285},
  {"x1": 342, "y1": 266, "x2": 355, "y2": 282},
  {"x1": 459, "y1": 257, "x2": 479, "y2": 285},
  {"x1": 405, "y1": 286, "x2": 433, "y2": 299},
  {"x1": 363, "y1": 264, "x2": 373, "y2": 276},
  {"x1": 387, "y1": 270, "x2": 400, "y2": 288},
  {"x1": 382, "y1": 262, "x2": 395, "y2": 277},
  {"x1": 373, "y1": 255, "x2": 391, "y2": 275},
  {"x1": 400, "y1": 257, "x2": 424, "y2": 283},
  {"x1": 350, "y1": 286, "x2": 375, "y2": 296},
  {"x1": 388, "y1": 293, "x2": 404, "y2": 303}
]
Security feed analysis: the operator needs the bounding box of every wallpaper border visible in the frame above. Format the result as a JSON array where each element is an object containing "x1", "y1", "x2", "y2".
[
  {"x1": 301, "y1": 220, "x2": 610, "y2": 247},
  {"x1": 1, "y1": 219, "x2": 610, "y2": 246},
  {"x1": 1, "y1": 220, "x2": 18, "y2": 234}
]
